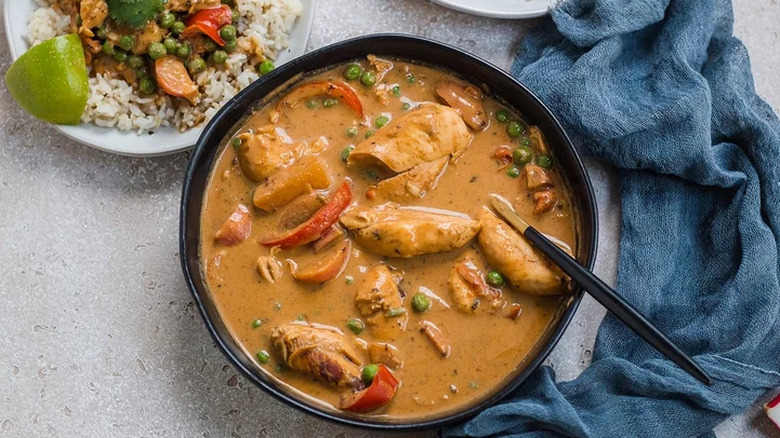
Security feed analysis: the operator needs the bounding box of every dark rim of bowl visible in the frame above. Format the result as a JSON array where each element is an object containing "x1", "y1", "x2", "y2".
[{"x1": 180, "y1": 33, "x2": 599, "y2": 431}]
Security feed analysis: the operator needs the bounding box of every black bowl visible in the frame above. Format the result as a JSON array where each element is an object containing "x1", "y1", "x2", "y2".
[{"x1": 180, "y1": 34, "x2": 598, "y2": 430}]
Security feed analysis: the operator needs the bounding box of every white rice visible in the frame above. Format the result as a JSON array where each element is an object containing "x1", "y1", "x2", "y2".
[{"x1": 25, "y1": 0, "x2": 303, "y2": 134}]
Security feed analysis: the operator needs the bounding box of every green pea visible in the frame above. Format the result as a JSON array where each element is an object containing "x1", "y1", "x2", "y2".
[
  {"x1": 305, "y1": 99, "x2": 317, "y2": 109},
  {"x1": 507, "y1": 121, "x2": 525, "y2": 138},
  {"x1": 221, "y1": 0, "x2": 233, "y2": 5},
  {"x1": 139, "y1": 78, "x2": 156, "y2": 95},
  {"x1": 232, "y1": 9, "x2": 240, "y2": 23},
  {"x1": 495, "y1": 109, "x2": 509, "y2": 123},
  {"x1": 345, "y1": 276, "x2": 354, "y2": 285},
  {"x1": 401, "y1": 102, "x2": 411, "y2": 111},
  {"x1": 365, "y1": 169, "x2": 378, "y2": 180},
  {"x1": 118, "y1": 35, "x2": 134, "y2": 51},
  {"x1": 406, "y1": 73, "x2": 415, "y2": 83},
  {"x1": 176, "y1": 43, "x2": 191, "y2": 59},
  {"x1": 322, "y1": 98, "x2": 337, "y2": 108},
  {"x1": 296, "y1": 313, "x2": 306, "y2": 321},
  {"x1": 220, "y1": 25, "x2": 238, "y2": 42},
  {"x1": 223, "y1": 39, "x2": 238, "y2": 53},
  {"x1": 385, "y1": 308, "x2": 406, "y2": 318},
  {"x1": 537, "y1": 154, "x2": 553, "y2": 168},
  {"x1": 513, "y1": 146, "x2": 533, "y2": 166},
  {"x1": 101, "y1": 41, "x2": 115, "y2": 56},
  {"x1": 172, "y1": 21, "x2": 186, "y2": 35},
  {"x1": 163, "y1": 37, "x2": 178, "y2": 54},
  {"x1": 96, "y1": 25, "x2": 107, "y2": 39},
  {"x1": 136, "y1": 65, "x2": 149, "y2": 79},
  {"x1": 203, "y1": 39, "x2": 218, "y2": 52},
  {"x1": 251, "y1": 318, "x2": 262, "y2": 328},
  {"x1": 364, "y1": 130, "x2": 375, "y2": 139},
  {"x1": 345, "y1": 127, "x2": 358, "y2": 138},
  {"x1": 346, "y1": 318, "x2": 365, "y2": 335},
  {"x1": 520, "y1": 137, "x2": 532, "y2": 147},
  {"x1": 361, "y1": 364, "x2": 379, "y2": 385},
  {"x1": 112, "y1": 51, "x2": 128, "y2": 63},
  {"x1": 343, "y1": 64, "x2": 361, "y2": 81},
  {"x1": 485, "y1": 270, "x2": 505, "y2": 287},
  {"x1": 256, "y1": 350, "x2": 271, "y2": 364},
  {"x1": 212, "y1": 50, "x2": 228, "y2": 64},
  {"x1": 127, "y1": 55, "x2": 144, "y2": 69},
  {"x1": 392, "y1": 85, "x2": 401, "y2": 96},
  {"x1": 506, "y1": 167, "x2": 521, "y2": 178},
  {"x1": 360, "y1": 71, "x2": 376, "y2": 87},
  {"x1": 75, "y1": 14, "x2": 82, "y2": 27},
  {"x1": 232, "y1": 138, "x2": 242, "y2": 149},
  {"x1": 375, "y1": 116, "x2": 389, "y2": 128},
  {"x1": 189, "y1": 57, "x2": 207, "y2": 74},
  {"x1": 273, "y1": 302, "x2": 282, "y2": 310},
  {"x1": 147, "y1": 42, "x2": 167, "y2": 59},
  {"x1": 159, "y1": 11, "x2": 176, "y2": 28},
  {"x1": 411, "y1": 293, "x2": 431, "y2": 313},
  {"x1": 258, "y1": 60, "x2": 275, "y2": 75},
  {"x1": 340, "y1": 146, "x2": 353, "y2": 161}
]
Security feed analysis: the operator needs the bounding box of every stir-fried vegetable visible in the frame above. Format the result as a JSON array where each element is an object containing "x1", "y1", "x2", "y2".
[
  {"x1": 277, "y1": 81, "x2": 364, "y2": 118},
  {"x1": 340, "y1": 365, "x2": 399, "y2": 412},
  {"x1": 182, "y1": 5, "x2": 233, "y2": 46}
]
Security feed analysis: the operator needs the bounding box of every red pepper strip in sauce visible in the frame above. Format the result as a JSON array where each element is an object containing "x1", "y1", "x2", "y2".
[
  {"x1": 276, "y1": 81, "x2": 364, "y2": 118},
  {"x1": 259, "y1": 181, "x2": 353, "y2": 249},
  {"x1": 181, "y1": 5, "x2": 233, "y2": 46},
  {"x1": 340, "y1": 365, "x2": 399, "y2": 413}
]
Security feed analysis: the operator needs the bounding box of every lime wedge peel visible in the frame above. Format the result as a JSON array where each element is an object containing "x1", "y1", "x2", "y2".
[{"x1": 5, "y1": 34, "x2": 89, "y2": 125}]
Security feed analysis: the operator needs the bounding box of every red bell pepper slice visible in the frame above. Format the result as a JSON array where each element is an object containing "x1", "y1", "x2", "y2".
[
  {"x1": 767, "y1": 392, "x2": 780, "y2": 430},
  {"x1": 182, "y1": 5, "x2": 233, "y2": 46},
  {"x1": 340, "y1": 365, "x2": 399, "y2": 413},
  {"x1": 276, "y1": 81, "x2": 364, "y2": 118},
  {"x1": 259, "y1": 181, "x2": 353, "y2": 249}
]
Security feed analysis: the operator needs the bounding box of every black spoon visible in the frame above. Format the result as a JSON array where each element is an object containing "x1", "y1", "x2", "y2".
[{"x1": 490, "y1": 194, "x2": 712, "y2": 385}]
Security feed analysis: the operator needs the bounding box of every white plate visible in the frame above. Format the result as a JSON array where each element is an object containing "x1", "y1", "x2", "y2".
[
  {"x1": 3, "y1": 0, "x2": 315, "y2": 157},
  {"x1": 429, "y1": 0, "x2": 554, "y2": 19}
]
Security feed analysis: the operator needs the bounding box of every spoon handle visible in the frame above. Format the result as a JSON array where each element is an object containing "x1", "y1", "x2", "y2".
[{"x1": 523, "y1": 226, "x2": 713, "y2": 385}]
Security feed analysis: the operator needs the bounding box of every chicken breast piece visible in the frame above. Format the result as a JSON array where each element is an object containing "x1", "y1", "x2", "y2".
[
  {"x1": 434, "y1": 81, "x2": 488, "y2": 131},
  {"x1": 252, "y1": 155, "x2": 333, "y2": 212},
  {"x1": 448, "y1": 254, "x2": 503, "y2": 313},
  {"x1": 477, "y1": 207, "x2": 568, "y2": 295},
  {"x1": 78, "y1": 0, "x2": 108, "y2": 37},
  {"x1": 355, "y1": 265, "x2": 406, "y2": 339},
  {"x1": 237, "y1": 125, "x2": 298, "y2": 182},
  {"x1": 270, "y1": 323, "x2": 363, "y2": 388},
  {"x1": 340, "y1": 205, "x2": 480, "y2": 258},
  {"x1": 347, "y1": 104, "x2": 472, "y2": 173},
  {"x1": 370, "y1": 157, "x2": 448, "y2": 202}
]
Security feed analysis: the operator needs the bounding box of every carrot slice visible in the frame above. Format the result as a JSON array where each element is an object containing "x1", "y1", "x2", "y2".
[{"x1": 155, "y1": 56, "x2": 198, "y2": 103}]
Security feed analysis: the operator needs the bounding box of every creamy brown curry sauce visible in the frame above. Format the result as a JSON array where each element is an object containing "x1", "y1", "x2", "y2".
[{"x1": 200, "y1": 57, "x2": 578, "y2": 420}]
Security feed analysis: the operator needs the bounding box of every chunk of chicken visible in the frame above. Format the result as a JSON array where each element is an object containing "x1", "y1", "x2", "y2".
[
  {"x1": 166, "y1": 0, "x2": 221, "y2": 13},
  {"x1": 477, "y1": 207, "x2": 568, "y2": 295},
  {"x1": 369, "y1": 157, "x2": 448, "y2": 202},
  {"x1": 340, "y1": 205, "x2": 480, "y2": 258},
  {"x1": 132, "y1": 21, "x2": 165, "y2": 55},
  {"x1": 525, "y1": 164, "x2": 553, "y2": 190},
  {"x1": 367, "y1": 343, "x2": 403, "y2": 369},
  {"x1": 367, "y1": 54, "x2": 394, "y2": 82},
  {"x1": 528, "y1": 126, "x2": 549, "y2": 154},
  {"x1": 270, "y1": 323, "x2": 363, "y2": 388},
  {"x1": 252, "y1": 155, "x2": 333, "y2": 212},
  {"x1": 237, "y1": 125, "x2": 297, "y2": 181},
  {"x1": 78, "y1": 0, "x2": 108, "y2": 37},
  {"x1": 435, "y1": 81, "x2": 488, "y2": 131},
  {"x1": 355, "y1": 265, "x2": 406, "y2": 339},
  {"x1": 448, "y1": 255, "x2": 503, "y2": 313},
  {"x1": 347, "y1": 104, "x2": 472, "y2": 173}
]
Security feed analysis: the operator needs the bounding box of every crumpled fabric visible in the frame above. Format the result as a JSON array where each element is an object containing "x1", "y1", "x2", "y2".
[{"x1": 444, "y1": 0, "x2": 780, "y2": 436}]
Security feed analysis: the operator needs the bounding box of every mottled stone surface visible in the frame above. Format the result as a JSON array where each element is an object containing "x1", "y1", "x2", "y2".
[{"x1": 0, "y1": 0, "x2": 777, "y2": 436}]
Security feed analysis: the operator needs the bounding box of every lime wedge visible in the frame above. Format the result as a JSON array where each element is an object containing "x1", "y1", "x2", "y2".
[{"x1": 5, "y1": 34, "x2": 89, "y2": 125}]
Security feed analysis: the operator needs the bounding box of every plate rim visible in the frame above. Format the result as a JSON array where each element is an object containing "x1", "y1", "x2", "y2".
[
  {"x1": 428, "y1": 0, "x2": 554, "y2": 19},
  {"x1": 3, "y1": 0, "x2": 316, "y2": 157}
]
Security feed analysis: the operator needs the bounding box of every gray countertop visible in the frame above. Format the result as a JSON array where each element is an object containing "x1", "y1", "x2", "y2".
[{"x1": 1, "y1": 0, "x2": 778, "y2": 436}]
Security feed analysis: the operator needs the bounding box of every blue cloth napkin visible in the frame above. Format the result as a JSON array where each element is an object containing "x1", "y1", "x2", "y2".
[{"x1": 444, "y1": 0, "x2": 780, "y2": 436}]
